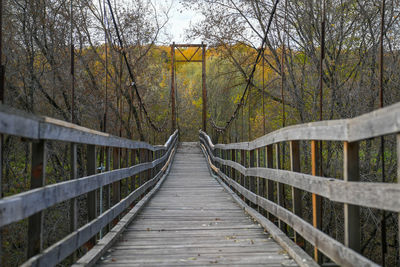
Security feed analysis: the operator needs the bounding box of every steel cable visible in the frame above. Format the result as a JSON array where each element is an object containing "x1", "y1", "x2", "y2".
[{"x1": 209, "y1": 0, "x2": 280, "y2": 133}]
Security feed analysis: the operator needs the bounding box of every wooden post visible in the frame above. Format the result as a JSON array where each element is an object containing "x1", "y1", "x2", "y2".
[
  {"x1": 249, "y1": 149, "x2": 256, "y2": 209},
  {"x1": 139, "y1": 149, "x2": 146, "y2": 194},
  {"x1": 171, "y1": 42, "x2": 176, "y2": 132},
  {"x1": 266, "y1": 145, "x2": 274, "y2": 220},
  {"x1": 240, "y1": 149, "x2": 245, "y2": 199},
  {"x1": 311, "y1": 140, "x2": 322, "y2": 263},
  {"x1": 86, "y1": 144, "x2": 97, "y2": 247},
  {"x1": 124, "y1": 148, "x2": 129, "y2": 197},
  {"x1": 112, "y1": 148, "x2": 120, "y2": 206},
  {"x1": 343, "y1": 141, "x2": 360, "y2": 252},
  {"x1": 27, "y1": 141, "x2": 46, "y2": 258},
  {"x1": 202, "y1": 42, "x2": 207, "y2": 131},
  {"x1": 148, "y1": 150, "x2": 153, "y2": 189},
  {"x1": 245, "y1": 150, "x2": 250, "y2": 205},
  {"x1": 256, "y1": 148, "x2": 263, "y2": 213},
  {"x1": 69, "y1": 143, "x2": 78, "y2": 261},
  {"x1": 274, "y1": 143, "x2": 286, "y2": 232},
  {"x1": 231, "y1": 149, "x2": 236, "y2": 192},
  {"x1": 130, "y1": 150, "x2": 136, "y2": 194},
  {"x1": 105, "y1": 147, "x2": 111, "y2": 232},
  {"x1": 290, "y1": 141, "x2": 303, "y2": 246}
]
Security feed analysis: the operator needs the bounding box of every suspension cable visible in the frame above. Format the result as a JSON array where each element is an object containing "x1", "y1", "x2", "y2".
[
  {"x1": 106, "y1": 0, "x2": 169, "y2": 132},
  {"x1": 209, "y1": 0, "x2": 280, "y2": 133}
]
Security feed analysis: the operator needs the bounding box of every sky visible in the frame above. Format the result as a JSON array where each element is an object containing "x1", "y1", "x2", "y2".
[{"x1": 158, "y1": 0, "x2": 203, "y2": 43}]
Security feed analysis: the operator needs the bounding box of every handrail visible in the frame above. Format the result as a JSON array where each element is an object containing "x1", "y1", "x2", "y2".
[
  {"x1": 0, "y1": 105, "x2": 179, "y2": 266},
  {"x1": 200, "y1": 133, "x2": 380, "y2": 266},
  {"x1": 199, "y1": 135, "x2": 400, "y2": 212},
  {"x1": 0, "y1": 135, "x2": 177, "y2": 227},
  {"x1": 0, "y1": 104, "x2": 173, "y2": 150},
  {"x1": 198, "y1": 102, "x2": 400, "y2": 267},
  {"x1": 203, "y1": 101, "x2": 400, "y2": 150}
]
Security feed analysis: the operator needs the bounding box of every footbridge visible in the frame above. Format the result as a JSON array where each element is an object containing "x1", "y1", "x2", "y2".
[{"x1": 0, "y1": 103, "x2": 400, "y2": 266}]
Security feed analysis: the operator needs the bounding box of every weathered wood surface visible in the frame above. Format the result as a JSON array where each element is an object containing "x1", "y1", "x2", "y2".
[
  {"x1": 196, "y1": 101, "x2": 400, "y2": 149},
  {"x1": 96, "y1": 143, "x2": 298, "y2": 266},
  {"x1": 0, "y1": 137, "x2": 176, "y2": 228},
  {"x1": 200, "y1": 135, "x2": 400, "y2": 212},
  {"x1": 201, "y1": 147, "x2": 378, "y2": 267},
  {"x1": 0, "y1": 104, "x2": 176, "y2": 150}
]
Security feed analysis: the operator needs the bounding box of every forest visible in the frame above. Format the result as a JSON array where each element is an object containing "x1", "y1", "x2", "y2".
[{"x1": 1, "y1": 0, "x2": 400, "y2": 266}]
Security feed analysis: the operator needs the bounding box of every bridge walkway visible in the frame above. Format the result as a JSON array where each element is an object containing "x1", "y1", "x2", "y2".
[{"x1": 96, "y1": 142, "x2": 297, "y2": 266}]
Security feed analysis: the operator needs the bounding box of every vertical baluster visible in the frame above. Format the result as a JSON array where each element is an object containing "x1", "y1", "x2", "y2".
[
  {"x1": 290, "y1": 141, "x2": 303, "y2": 246},
  {"x1": 69, "y1": 143, "x2": 78, "y2": 261},
  {"x1": 106, "y1": 147, "x2": 111, "y2": 232},
  {"x1": 266, "y1": 145, "x2": 274, "y2": 221},
  {"x1": 249, "y1": 149, "x2": 256, "y2": 208},
  {"x1": 28, "y1": 141, "x2": 46, "y2": 258},
  {"x1": 124, "y1": 148, "x2": 129, "y2": 197},
  {"x1": 139, "y1": 148, "x2": 146, "y2": 195},
  {"x1": 87, "y1": 144, "x2": 97, "y2": 247},
  {"x1": 130, "y1": 149, "x2": 136, "y2": 195},
  {"x1": 112, "y1": 147, "x2": 120, "y2": 225},
  {"x1": 231, "y1": 149, "x2": 236, "y2": 193},
  {"x1": 311, "y1": 140, "x2": 322, "y2": 263},
  {"x1": 219, "y1": 149, "x2": 226, "y2": 174},
  {"x1": 112, "y1": 147, "x2": 120, "y2": 204},
  {"x1": 274, "y1": 143, "x2": 285, "y2": 232},
  {"x1": 256, "y1": 148, "x2": 262, "y2": 213},
  {"x1": 343, "y1": 141, "x2": 360, "y2": 252},
  {"x1": 148, "y1": 150, "x2": 153, "y2": 186},
  {"x1": 240, "y1": 149, "x2": 245, "y2": 200}
]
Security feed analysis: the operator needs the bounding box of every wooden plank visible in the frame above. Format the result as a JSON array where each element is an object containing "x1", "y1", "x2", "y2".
[
  {"x1": 0, "y1": 104, "x2": 40, "y2": 139},
  {"x1": 210, "y1": 152, "x2": 400, "y2": 212},
  {"x1": 21, "y1": 146, "x2": 177, "y2": 267},
  {"x1": 73, "y1": 147, "x2": 177, "y2": 267},
  {"x1": 211, "y1": 165, "x2": 378, "y2": 267},
  {"x1": 212, "y1": 168, "x2": 317, "y2": 267},
  {"x1": 0, "y1": 104, "x2": 177, "y2": 151},
  {"x1": 343, "y1": 141, "x2": 360, "y2": 252},
  {"x1": 91, "y1": 143, "x2": 298, "y2": 267},
  {"x1": 199, "y1": 144, "x2": 314, "y2": 267},
  {"x1": 27, "y1": 141, "x2": 46, "y2": 258}
]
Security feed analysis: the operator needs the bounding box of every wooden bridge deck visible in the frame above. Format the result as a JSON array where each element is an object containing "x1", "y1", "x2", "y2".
[{"x1": 96, "y1": 142, "x2": 297, "y2": 266}]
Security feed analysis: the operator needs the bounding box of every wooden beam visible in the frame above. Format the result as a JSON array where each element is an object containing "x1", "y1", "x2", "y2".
[
  {"x1": 266, "y1": 145, "x2": 274, "y2": 220},
  {"x1": 343, "y1": 141, "x2": 360, "y2": 252},
  {"x1": 211, "y1": 167, "x2": 378, "y2": 267},
  {"x1": 290, "y1": 141, "x2": 303, "y2": 247},
  {"x1": 275, "y1": 143, "x2": 286, "y2": 232},
  {"x1": 69, "y1": 143, "x2": 78, "y2": 261},
  {"x1": 86, "y1": 144, "x2": 97, "y2": 248},
  {"x1": 27, "y1": 141, "x2": 46, "y2": 258}
]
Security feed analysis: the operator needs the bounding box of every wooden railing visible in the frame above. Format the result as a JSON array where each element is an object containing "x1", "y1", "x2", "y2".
[
  {"x1": 200, "y1": 101, "x2": 400, "y2": 267},
  {"x1": 0, "y1": 104, "x2": 178, "y2": 266}
]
